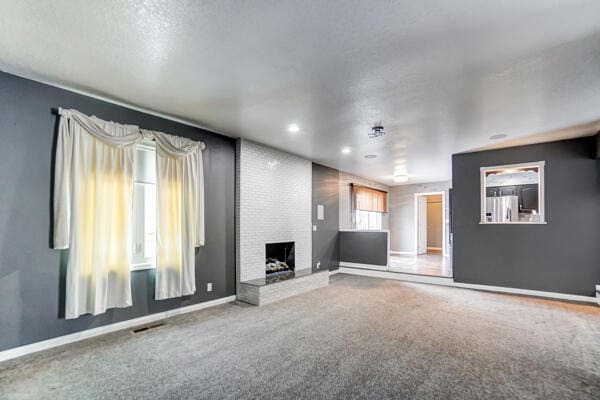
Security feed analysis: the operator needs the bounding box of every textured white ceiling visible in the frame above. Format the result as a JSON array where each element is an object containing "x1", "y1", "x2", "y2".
[{"x1": 1, "y1": 0, "x2": 599, "y2": 185}]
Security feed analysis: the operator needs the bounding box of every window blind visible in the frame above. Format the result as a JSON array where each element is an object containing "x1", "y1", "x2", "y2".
[{"x1": 351, "y1": 184, "x2": 388, "y2": 213}]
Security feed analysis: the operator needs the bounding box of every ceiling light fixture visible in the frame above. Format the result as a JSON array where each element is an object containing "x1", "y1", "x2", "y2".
[
  {"x1": 489, "y1": 133, "x2": 507, "y2": 140},
  {"x1": 341, "y1": 147, "x2": 352, "y2": 154},
  {"x1": 369, "y1": 124, "x2": 386, "y2": 139},
  {"x1": 393, "y1": 174, "x2": 409, "y2": 183},
  {"x1": 364, "y1": 154, "x2": 377, "y2": 159},
  {"x1": 288, "y1": 123, "x2": 300, "y2": 133}
]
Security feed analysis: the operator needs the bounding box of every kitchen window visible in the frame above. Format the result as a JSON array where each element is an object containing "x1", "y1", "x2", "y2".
[
  {"x1": 480, "y1": 161, "x2": 546, "y2": 224},
  {"x1": 131, "y1": 141, "x2": 157, "y2": 270}
]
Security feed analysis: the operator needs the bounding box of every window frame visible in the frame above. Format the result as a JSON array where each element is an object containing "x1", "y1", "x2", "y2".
[
  {"x1": 354, "y1": 209, "x2": 383, "y2": 231},
  {"x1": 480, "y1": 161, "x2": 546, "y2": 225}
]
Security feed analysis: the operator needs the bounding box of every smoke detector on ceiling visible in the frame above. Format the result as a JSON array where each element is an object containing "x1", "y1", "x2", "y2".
[{"x1": 369, "y1": 124, "x2": 386, "y2": 138}]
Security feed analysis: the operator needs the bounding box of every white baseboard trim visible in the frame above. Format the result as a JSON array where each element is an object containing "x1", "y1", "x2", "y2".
[
  {"x1": 390, "y1": 251, "x2": 416, "y2": 255},
  {"x1": 339, "y1": 262, "x2": 388, "y2": 271},
  {"x1": 338, "y1": 268, "x2": 597, "y2": 304},
  {"x1": 0, "y1": 295, "x2": 236, "y2": 363},
  {"x1": 329, "y1": 269, "x2": 340, "y2": 276},
  {"x1": 451, "y1": 283, "x2": 597, "y2": 304}
]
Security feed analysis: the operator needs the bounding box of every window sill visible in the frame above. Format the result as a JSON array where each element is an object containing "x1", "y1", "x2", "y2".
[{"x1": 131, "y1": 263, "x2": 156, "y2": 271}]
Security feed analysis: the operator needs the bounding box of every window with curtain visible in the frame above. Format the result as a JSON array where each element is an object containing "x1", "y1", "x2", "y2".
[
  {"x1": 351, "y1": 184, "x2": 387, "y2": 230},
  {"x1": 53, "y1": 108, "x2": 205, "y2": 319}
]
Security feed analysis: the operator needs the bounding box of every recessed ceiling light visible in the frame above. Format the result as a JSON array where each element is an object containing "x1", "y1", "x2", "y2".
[
  {"x1": 341, "y1": 147, "x2": 352, "y2": 154},
  {"x1": 489, "y1": 133, "x2": 507, "y2": 140},
  {"x1": 393, "y1": 175, "x2": 409, "y2": 183},
  {"x1": 364, "y1": 154, "x2": 377, "y2": 159},
  {"x1": 288, "y1": 123, "x2": 300, "y2": 133}
]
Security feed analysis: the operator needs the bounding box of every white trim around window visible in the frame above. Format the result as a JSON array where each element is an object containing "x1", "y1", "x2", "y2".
[{"x1": 480, "y1": 161, "x2": 546, "y2": 225}]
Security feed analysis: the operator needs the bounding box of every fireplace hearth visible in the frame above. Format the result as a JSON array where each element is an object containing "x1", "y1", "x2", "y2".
[{"x1": 265, "y1": 242, "x2": 295, "y2": 277}]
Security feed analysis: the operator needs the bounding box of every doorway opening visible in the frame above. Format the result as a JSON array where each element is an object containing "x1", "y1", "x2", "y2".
[
  {"x1": 416, "y1": 193, "x2": 444, "y2": 255},
  {"x1": 389, "y1": 191, "x2": 452, "y2": 277}
]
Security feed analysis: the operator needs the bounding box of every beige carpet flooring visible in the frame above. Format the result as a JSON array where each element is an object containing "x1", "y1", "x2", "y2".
[{"x1": 2, "y1": 274, "x2": 599, "y2": 399}]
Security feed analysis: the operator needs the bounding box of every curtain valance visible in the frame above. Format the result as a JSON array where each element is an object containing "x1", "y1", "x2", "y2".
[
  {"x1": 142, "y1": 129, "x2": 205, "y2": 157},
  {"x1": 58, "y1": 108, "x2": 141, "y2": 147},
  {"x1": 351, "y1": 184, "x2": 388, "y2": 213},
  {"x1": 54, "y1": 108, "x2": 205, "y2": 318},
  {"x1": 57, "y1": 108, "x2": 207, "y2": 152}
]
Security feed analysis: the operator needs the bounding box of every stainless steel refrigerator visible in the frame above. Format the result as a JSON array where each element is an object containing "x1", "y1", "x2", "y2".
[{"x1": 485, "y1": 195, "x2": 519, "y2": 222}]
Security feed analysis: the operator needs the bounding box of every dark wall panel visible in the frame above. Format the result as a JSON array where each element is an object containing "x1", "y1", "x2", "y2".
[
  {"x1": 452, "y1": 137, "x2": 600, "y2": 296},
  {"x1": 0, "y1": 72, "x2": 236, "y2": 351},
  {"x1": 312, "y1": 163, "x2": 339, "y2": 271},
  {"x1": 339, "y1": 231, "x2": 389, "y2": 266}
]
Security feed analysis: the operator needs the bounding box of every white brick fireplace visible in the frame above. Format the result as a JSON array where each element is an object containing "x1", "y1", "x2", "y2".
[{"x1": 235, "y1": 139, "x2": 312, "y2": 285}]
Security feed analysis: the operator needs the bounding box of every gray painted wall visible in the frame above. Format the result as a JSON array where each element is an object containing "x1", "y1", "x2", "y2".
[
  {"x1": 0, "y1": 72, "x2": 236, "y2": 352},
  {"x1": 452, "y1": 137, "x2": 600, "y2": 296},
  {"x1": 312, "y1": 163, "x2": 340, "y2": 271}
]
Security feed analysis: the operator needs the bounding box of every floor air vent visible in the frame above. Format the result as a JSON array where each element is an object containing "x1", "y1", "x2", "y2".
[{"x1": 132, "y1": 321, "x2": 166, "y2": 333}]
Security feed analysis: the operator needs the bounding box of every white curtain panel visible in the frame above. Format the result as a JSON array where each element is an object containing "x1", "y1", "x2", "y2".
[
  {"x1": 54, "y1": 109, "x2": 141, "y2": 319},
  {"x1": 142, "y1": 130, "x2": 205, "y2": 300},
  {"x1": 54, "y1": 109, "x2": 205, "y2": 318}
]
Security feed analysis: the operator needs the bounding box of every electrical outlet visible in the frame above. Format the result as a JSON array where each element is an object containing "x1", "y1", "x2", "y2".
[
  {"x1": 207, "y1": 282, "x2": 213, "y2": 292},
  {"x1": 316, "y1": 261, "x2": 321, "y2": 269},
  {"x1": 313, "y1": 224, "x2": 317, "y2": 231}
]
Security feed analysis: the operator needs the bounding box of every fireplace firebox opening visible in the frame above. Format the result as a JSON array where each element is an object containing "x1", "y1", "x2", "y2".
[{"x1": 265, "y1": 242, "x2": 295, "y2": 276}]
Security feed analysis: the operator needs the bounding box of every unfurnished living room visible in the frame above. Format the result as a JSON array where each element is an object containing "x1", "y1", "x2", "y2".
[{"x1": 1, "y1": 1, "x2": 600, "y2": 399}]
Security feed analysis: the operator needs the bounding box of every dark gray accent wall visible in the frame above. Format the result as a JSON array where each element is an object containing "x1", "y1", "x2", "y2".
[
  {"x1": 339, "y1": 231, "x2": 389, "y2": 266},
  {"x1": 0, "y1": 72, "x2": 236, "y2": 352},
  {"x1": 312, "y1": 163, "x2": 339, "y2": 271},
  {"x1": 452, "y1": 136, "x2": 600, "y2": 296}
]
